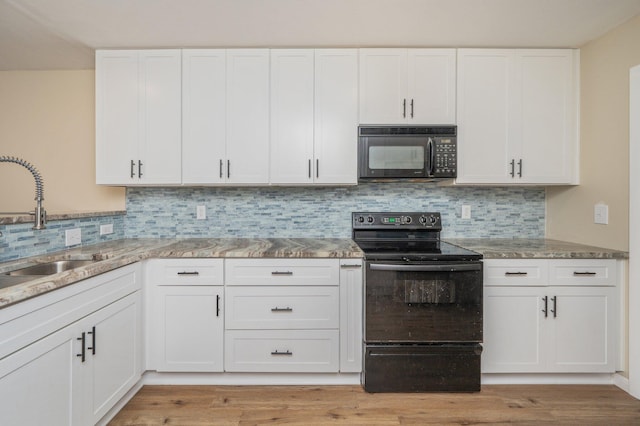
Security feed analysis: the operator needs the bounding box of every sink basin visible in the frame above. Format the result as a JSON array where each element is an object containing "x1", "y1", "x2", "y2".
[{"x1": 5, "y1": 259, "x2": 97, "y2": 276}]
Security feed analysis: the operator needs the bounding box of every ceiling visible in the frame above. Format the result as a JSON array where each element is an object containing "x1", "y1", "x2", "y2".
[{"x1": 2, "y1": 0, "x2": 640, "y2": 70}]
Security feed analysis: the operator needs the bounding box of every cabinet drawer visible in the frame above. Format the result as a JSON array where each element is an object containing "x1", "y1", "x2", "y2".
[
  {"x1": 225, "y1": 286, "x2": 339, "y2": 329},
  {"x1": 225, "y1": 259, "x2": 339, "y2": 286},
  {"x1": 484, "y1": 259, "x2": 548, "y2": 286},
  {"x1": 224, "y1": 330, "x2": 339, "y2": 372},
  {"x1": 150, "y1": 259, "x2": 224, "y2": 286},
  {"x1": 549, "y1": 259, "x2": 616, "y2": 286}
]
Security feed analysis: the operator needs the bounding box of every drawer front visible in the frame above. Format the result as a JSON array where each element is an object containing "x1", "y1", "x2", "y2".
[
  {"x1": 225, "y1": 286, "x2": 339, "y2": 329},
  {"x1": 484, "y1": 259, "x2": 549, "y2": 286},
  {"x1": 225, "y1": 259, "x2": 339, "y2": 286},
  {"x1": 224, "y1": 330, "x2": 339, "y2": 372},
  {"x1": 549, "y1": 259, "x2": 617, "y2": 286},
  {"x1": 151, "y1": 259, "x2": 224, "y2": 286}
]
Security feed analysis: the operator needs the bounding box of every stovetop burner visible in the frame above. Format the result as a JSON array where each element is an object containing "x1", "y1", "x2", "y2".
[{"x1": 352, "y1": 212, "x2": 482, "y2": 261}]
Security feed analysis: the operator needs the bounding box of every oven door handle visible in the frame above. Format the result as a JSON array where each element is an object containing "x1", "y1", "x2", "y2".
[{"x1": 369, "y1": 263, "x2": 482, "y2": 272}]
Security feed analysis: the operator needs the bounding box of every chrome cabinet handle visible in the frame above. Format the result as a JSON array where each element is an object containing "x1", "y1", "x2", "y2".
[
  {"x1": 216, "y1": 294, "x2": 220, "y2": 317},
  {"x1": 271, "y1": 350, "x2": 293, "y2": 356},
  {"x1": 177, "y1": 271, "x2": 200, "y2": 276},
  {"x1": 573, "y1": 271, "x2": 597, "y2": 276},
  {"x1": 410, "y1": 99, "x2": 414, "y2": 118},
  {"x1": 130, "y1": 160, "x2": 136, "y2": 178},
  {"x1": 271, "y1": 307, "x2": 293, "y2": 312},
  {"x1": 271, "y1": 271, "x2": 293, "y2": 276},
  {"x1": 551, "y1": 296, "x2": 557, "y2": 318},
  {"x1": 505, "y1": 271, "x2": 528, "y2": 276},
  {"x1": 308, "y1": 159, "x2": 311, "y2": 179},
  {"x1": 510, "y1": 159, "x2": 515, "y2": 178},
  {"x1": 340, "y1": 263, "x2": 362, "y2": 269},
  {"x1": 227, "y1": 160, "x2": 230, "y2": 179},
  {"x1": 402, "y1": 99, "x2": 406, "y2": 118},
  {"x1": 542, "y1": 296, "x2": 548, "y2": 318},
  {"x1": 219, "y1": 159, "x2": 223, "y2": 179},
  {"x1": 316, "y1": 159, "x2": 319, "y2": 178},
  {"x1": 138, "y1": 160, "x2": 143, "y2": 178}
]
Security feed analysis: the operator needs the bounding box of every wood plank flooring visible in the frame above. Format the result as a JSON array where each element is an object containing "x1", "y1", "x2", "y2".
[{"x1": 109, "y1": 385, "x2": 640, "y2": 425}]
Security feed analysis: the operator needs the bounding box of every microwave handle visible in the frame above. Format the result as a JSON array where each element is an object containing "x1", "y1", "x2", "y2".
[{"x1": 427, "y1": 138, "x2": 435, "y2": 176}]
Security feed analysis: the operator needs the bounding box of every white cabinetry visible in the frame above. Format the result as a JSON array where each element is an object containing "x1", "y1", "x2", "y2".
[
  {"x1": 456, "y1": 49, "x2": 578, "y2": 184},
  {"x1": 270, "y1": 49, "x2": 358, "y2": 184},
  {"x1": 0, "y1": 264, "x2": 142, "y2": 425},
  {"x1": 182, "y1": 49, "x2": 270, "y2": 184},
  {"x1": 482, "y1": 259, "x2": 616, "y2": 373},
  {"x1": 359, "y1": 49, "x2": 456, "y2": 125},
  {"x1": 96, "y1": 50, "x2": 182, "y2": 185},
  {"x1": 147, "y1": 259, "x2": 224, "y2": 372}
]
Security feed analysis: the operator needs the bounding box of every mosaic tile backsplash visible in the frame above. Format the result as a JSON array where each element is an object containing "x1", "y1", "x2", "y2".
[
  {"x1": 0, "y1": 215, "x2": 125, "y2": 262},
  {"x1": 125, "y1": 184, "x2": 545, "y2": 239}
]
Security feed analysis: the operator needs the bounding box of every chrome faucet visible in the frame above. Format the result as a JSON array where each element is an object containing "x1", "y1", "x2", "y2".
[{"x1": 0, "y1": 156, "x2": 46, "y2": 230}]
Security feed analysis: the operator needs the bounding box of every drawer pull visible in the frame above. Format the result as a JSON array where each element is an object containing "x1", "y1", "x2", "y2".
[
  {"x1": 341, "y1": 263, "x2": 362, "y2": 269},
  {"x1": 505, "y1": 271, "x2": 528, "y2": 276},
  {"x1": 177, "y1": 271, "x2": 200, "y2": 276},
  {"x1": 271, "y1": 307, "x2": 293, "y2": 312},
  {"x1": 573, "y1": 271, "x2": 597, "y2": 276},
  {"x1": 271, "y1": 350, "x2": 293, "y2": 356},
  {"x1": 271, "y1": 271, "x2": 293, "y2": 276}
]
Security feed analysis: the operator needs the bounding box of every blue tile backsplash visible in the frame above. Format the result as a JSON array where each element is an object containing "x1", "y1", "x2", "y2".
[
  {"x1": 1, "y1": 183, "x2": 544, "y2": 262},
  {"x1": 125, "y1": 184, "x2": 545, "y2": 239}
]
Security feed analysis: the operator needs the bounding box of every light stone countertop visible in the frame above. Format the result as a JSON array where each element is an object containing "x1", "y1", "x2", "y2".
[
  {"x1": 446, "y1": 238, "x2": 628, "y2": 259},
  {"x1": 0, "y1": 238, "x2": 364, "y2": 309},
  {"x1": 0, "y1": 237, "x2": 628, "y2": 309}
]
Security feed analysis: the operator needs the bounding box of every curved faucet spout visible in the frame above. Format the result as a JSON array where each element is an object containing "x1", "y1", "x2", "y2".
[{"x1": 0, "y1": 156, "x2": 46, "y2": 229}]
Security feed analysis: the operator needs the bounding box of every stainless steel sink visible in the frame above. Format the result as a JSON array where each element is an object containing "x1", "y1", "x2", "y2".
[{"x1": 5, "y1": 259, "x2": 97, "y2": 276}]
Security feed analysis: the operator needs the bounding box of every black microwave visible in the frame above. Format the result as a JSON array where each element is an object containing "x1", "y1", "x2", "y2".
[{"x1": 358, "y1": 126, "x2": 457, "y2": 181}]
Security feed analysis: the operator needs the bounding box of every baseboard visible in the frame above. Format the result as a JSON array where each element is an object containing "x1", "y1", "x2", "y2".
[
  {"x1": 613, "y1": 373, "x2": 630, "y2": 393},
  {"x1": 481, "y1": 373, "x2": 616, "y2": 385},
  {"x1": 96, "y1": 380, "x2": 144, "y2": 426},
  {"x1": 141, "y1": 371, "x2": 362, "y2": 386}
]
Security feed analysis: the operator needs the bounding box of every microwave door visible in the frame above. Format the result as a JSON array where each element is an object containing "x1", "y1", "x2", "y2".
[{"x1": 364, "y1": 138, "x2": 427, "y2": 178}]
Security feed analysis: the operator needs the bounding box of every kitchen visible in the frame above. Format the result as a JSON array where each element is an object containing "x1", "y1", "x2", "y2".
[{"x1": 1, "y1": 0, "x2": 640, "y2": 424}]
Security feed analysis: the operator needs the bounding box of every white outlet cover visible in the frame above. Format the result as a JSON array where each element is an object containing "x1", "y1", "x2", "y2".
[
  {"x1": 65, "y1": 228, "x2": 82, "y2": 246},
  {"x1": 461, "y1": 205, "x2": 471, "y2": 220},
  {"x1": 197, "y1": 205, "x2": 206, "y2": 220},
  {"x1": 594, "y1": 203, "x2": 609, "y2": 225},
  {"x1": 100, "y1": 224, "x2": 114, "y2": 235}
]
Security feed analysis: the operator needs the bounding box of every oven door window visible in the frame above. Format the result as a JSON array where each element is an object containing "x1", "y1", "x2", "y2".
[{"x1": 365, "y1": 261, "x2": 482, "y2": 343}]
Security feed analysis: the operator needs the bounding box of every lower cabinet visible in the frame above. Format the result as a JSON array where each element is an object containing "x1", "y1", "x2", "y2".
[
  {"x1": 0, "y1": 264, "x2": 142, "y2": 426},
  {"x1": 482, "y1": 259, "x2": 617, "y2": 374}
]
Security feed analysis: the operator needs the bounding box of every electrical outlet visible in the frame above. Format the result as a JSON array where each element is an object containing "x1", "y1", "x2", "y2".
[
  {"x1": 197, "y1": 205, "x2": 206, "y2": 220},
  {"x1": 100, "y1": 223, "x2": 114, "y2": 235},
  {"x1": 594, "y1": 204, "x2": 609, "y2": 225},
  {"x1": 461, "y1": 205, "x2": 471, "y2": 220},
  {"x1": 65, "y1": 228, "x2": 82, "y2": 246}
]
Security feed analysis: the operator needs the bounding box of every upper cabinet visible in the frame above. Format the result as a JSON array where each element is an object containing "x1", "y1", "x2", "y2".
[
  {"x1": 270, "y1": 49, "x2": 358, "y2": 184},
  {"x1": 359, "y1": 49, "x2": 456, "y2": 125},
  {"x1": 182, "y1": 49, "x2": 270, "y2": 185},
  {"x1": 96, "y1": 50, "x2": 182, "y2": 185},
  {"x1": 456, "y1": 49, "x2": 579, "y2": 185}
]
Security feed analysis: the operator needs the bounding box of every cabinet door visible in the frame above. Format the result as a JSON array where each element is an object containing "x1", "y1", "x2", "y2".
[
  {"x1": 155, "y1": 286, "x2": 224, "y2": 372},
  {"x1": 407, "y1": 49, "x2": 456, "y2": 124},
  {"x1": 226, "y1": 49, "x2": 270, "y2": 184},
  {"x1": 339, "y1": 260, "x2": 363, "y2": 372},
  {"x1": 96, "y1": 50, "x2": 139, "y2": 184},
  {"x1": 482, "y1": 286, "x2": 546, "y2": 373},
  {"x1": 182, "y1": 49, "x2": 227, "y2": 184},
  {"x1": 270, "y1": 49, "x2": 315, "y2": 184},
  {"x1": 549, "y1": 287, "x2": 616, "y2": 373},
  {"x1": 359, "y1": 49, "x2": 408, "y2": 124},
  {"x1": 138, "y1": 50, "x2": 182, "y2": 184},
  {"x1": 456, "y1": 49, "x2": 515, "y2": 184},
  {"x1": 314, "y1": 49, "x2": 359, "y2": 184},
  {"x1": 0, "y1": 323, "x2": 82, "y2": 426},
  {"x1": 83, "y1": 291, "x2": 142, "y2": 424},
  {"x1": 516, "y1": 49, "x2": 577, "y2": 184}
]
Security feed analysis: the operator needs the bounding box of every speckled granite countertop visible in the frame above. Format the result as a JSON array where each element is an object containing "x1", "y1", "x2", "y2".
[
  {"x1": 446, "y1": 238, "x2": 628, "y2": 260},
  {"x1": 0, "y1": 238, "x2": 363, "y2": 308}
]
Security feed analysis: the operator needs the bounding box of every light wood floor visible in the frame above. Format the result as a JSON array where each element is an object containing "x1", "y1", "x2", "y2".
[{"x1": 109, "y1": 385, "x2": 640, "y2": 425}]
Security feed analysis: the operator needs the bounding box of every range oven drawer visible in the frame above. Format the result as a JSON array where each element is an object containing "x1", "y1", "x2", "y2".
[{"x1": 364, "y1": 344, "x2": 482, "y2": 392}]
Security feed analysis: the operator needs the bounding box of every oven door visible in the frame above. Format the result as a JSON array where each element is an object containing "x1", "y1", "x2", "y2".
[
  {"x1": 358, "y1": 136, "x2": 429, "y2": 179},
  {"x1": 365, "y1": 260, "x2": 483, "y2": 343}
]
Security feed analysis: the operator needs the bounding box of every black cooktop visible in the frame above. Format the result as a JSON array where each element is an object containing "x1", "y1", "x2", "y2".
[{"x1": 361, "y1": 241, "x2": 482, "y2": 262}]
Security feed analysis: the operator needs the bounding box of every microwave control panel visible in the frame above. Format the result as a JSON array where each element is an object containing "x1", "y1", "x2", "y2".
[{"x1": 433, "y1": 138, "x2": 457, "y2": 177}]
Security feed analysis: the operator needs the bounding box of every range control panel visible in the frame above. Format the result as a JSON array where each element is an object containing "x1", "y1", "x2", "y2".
[{"x1": 352, "y1": 212, "x2": 442, "y2": 230}]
